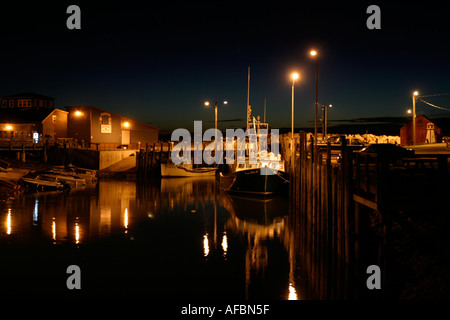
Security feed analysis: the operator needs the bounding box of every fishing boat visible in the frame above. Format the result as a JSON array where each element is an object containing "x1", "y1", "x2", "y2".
[
  {"x1": 219, "y1": 66, "x2": 289, "y2": 196},
  {"x1": 220, "y1": 151, "x2": 289, "y2": 196},
  {"x1": 161, "y1": 162, "x2": 218, "y2": 177}
]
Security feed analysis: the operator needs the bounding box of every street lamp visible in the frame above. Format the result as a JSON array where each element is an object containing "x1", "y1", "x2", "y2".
[
  {"x1": 310, "y1": 50, "x2": 319, "y2": 145},
  {"x1": 291, "y1": 72, "x2": 299, "y2": 144},
  {"x1": 204, "y1": 100, "x2": 228, "y2": 139},
  {"x1": 322, "y1": 104, "x2": 332, "y2": 141},
  {"x1": 412, "y1": 91, "x2": 419, "y2": 145}
]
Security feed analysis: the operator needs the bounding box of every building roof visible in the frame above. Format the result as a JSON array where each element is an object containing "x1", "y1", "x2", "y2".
[
  {"x1": 0, "y1": 108, "x2": 61, "y2": 124},
  {"x1": 1, "y1": 92, "x2": 54, "y2": 100},
  {"x1": 401, "y1": 114, "x2": 440, "y2": 129}
]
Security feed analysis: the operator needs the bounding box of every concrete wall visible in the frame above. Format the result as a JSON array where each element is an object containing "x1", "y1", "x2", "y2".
[{"x1": 99, "y1": 150, "x2": 136, "y2": 170}]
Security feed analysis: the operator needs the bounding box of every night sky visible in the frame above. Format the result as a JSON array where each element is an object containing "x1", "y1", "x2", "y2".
[{"x1": 1, "y1": 1, "x2": 449, "y2": 134}]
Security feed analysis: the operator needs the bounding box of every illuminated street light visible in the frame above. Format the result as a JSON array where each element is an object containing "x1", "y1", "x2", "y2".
[
  {"x1": 74, "y1": 111, "x2": 82, "y2": 116},
  {"x1": 310, "y1": 49, "x2": 319, "y2": 145},
  {"x1": 412, "y1": 91, "x2": 419, "y2": 145},
  {"x1": 204, "y1": 100, "x2": 228, "y2": 138},
  {"x1": 123, "y1": 121, "x2": 130, "y2": 128},
  {"x1": 5, "y1": 125, "x2": 12, "y2": 130},
  {"x1": 291, "y1": 72, "x2": 299, "y2": 145}
]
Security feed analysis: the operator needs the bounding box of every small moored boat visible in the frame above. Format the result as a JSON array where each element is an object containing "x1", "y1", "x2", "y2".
[
  {"x1": 20, "y1": 176, "x2": 70, "y2": 192},
  {"x1": 161, "y1": 162, "x2": 218, "y2": 177}
]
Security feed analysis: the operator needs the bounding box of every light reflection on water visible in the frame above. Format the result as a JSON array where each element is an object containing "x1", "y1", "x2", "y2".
[{"x1": 0, "y1": 177, "x2": 298, "y2": 300}]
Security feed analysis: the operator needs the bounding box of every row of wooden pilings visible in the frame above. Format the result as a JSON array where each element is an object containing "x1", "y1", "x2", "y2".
[{"x1": 283, "y1": 132, "x2": 367, "y2": 299}]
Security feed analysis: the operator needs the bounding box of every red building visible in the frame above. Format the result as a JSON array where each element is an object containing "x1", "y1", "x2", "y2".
[{"x1": 400, "y1": 114, "x2": 442, "y2": 146}]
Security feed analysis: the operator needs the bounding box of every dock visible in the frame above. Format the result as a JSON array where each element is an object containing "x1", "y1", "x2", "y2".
[{"x1": 283, "y1": 132, "x2": 450, "y2": 298}]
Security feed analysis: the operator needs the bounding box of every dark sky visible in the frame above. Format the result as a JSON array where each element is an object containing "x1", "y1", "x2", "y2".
[{"x1": 1, "y1": 1, "x2": 449, "y2": 133}]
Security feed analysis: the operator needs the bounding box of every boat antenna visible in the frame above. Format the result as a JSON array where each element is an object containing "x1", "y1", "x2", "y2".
[{"x1": 247, "y1": 66, "x2": 250, "y2": 131}]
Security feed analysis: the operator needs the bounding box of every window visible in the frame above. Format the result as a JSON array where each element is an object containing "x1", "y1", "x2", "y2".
[
  {"x1": 100, "y1": 113, "x2": 111, "y2": 125},
  {"x1": 9, "y1": 100, "x2": 14, "y2": 107},
  {"x1": 52, "y1": 115, "x2": 57, "y2": 123},
  {"x1": 100, "y1": 112, "x2": 112, "y2": 133}
]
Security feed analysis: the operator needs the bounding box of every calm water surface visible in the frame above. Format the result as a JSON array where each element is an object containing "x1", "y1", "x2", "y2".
[{"x1": 0, "y1": 177, "x2": 300, "y2": 300}]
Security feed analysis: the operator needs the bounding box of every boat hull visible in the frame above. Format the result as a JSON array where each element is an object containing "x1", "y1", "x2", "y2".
[
  {"x1": 20, "y1": 177, "x2": 70, "y2": 191},
  {"x1": 161, "y1": 163, "x2": 217, "y2": 177},
  {"x1": 220, "y1": 167, "x2": 289, "y2": 195}
]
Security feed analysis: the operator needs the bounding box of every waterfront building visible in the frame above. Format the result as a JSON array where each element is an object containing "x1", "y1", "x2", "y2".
[
  {"x1": 400, "y1": 114, "x2": 442, "y2": 145},
  {"x1": 1, "y1": 92, "x2": 55, "y2": 108},
  {"x1": 66, "y1": 105, "x2": 159, "y2": 149},
  {"x1": 0, "y1": 107, "x2": 68, "y2": 139}
]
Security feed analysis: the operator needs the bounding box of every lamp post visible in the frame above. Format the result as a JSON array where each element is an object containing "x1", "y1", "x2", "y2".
[
  {"x1": 412, "y1": 91, "x2": 419, "y2": 145},
  {"x1": 205, "y1": 100, "x2": 228, "y2": 140},
  {"x1": 322, "y1": 104, "x2": 332, "y2": 141},
  {"x1": 310, "y1": 50, "x2": 318, "y2": 145},
  {"x1": 291, "y1": 73, "x2": 299, "y2": 152}
]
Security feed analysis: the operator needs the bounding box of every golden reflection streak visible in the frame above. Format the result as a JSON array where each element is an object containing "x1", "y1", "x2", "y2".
[
  {"x1": 288, "y1": 282, "x2": 298, "y2": 300},
  {"x1": 75, "y1": 223, "x2": 80, "y2": 244},
  {"x1": 6, "y1": 209, "x2": 12, "y2": 235},
  {"x1": 52, "y1": 218, "x2": 56, "y2": 242},
  {"x1": 124, "y1": 208, "x2": 129, "y2": 233},
  {"x1": 221, "y1": 232, "x2": 228, "y2": 257},
  {"x1": 203, "y1": 233, "x2": 209, "y2": 257}
]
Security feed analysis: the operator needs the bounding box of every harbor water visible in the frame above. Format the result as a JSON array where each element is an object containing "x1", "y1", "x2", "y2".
[{"x1": 0, "y1": 177, "x2": 304, "y2": 300}]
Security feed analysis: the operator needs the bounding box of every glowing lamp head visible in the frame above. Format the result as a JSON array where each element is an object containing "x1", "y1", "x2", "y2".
[
  {"x1": 413, "y1": 91, "x2": 419, "y2": 96},
  {"x1": 5, "y1": 125, "x2": 12, "y2": 130},
  {"x1": 223, "y1": 101, "x2": 228, "y2": 105},
  {"x1": 407, "y1": 109, "x2": 412, "y2": 114},
  {"x1": 310, "y1": 50, "x2": 317, "y2": 56},
  {"x1": 123, "y1": 122, "x2": 130, "y2": 128},
  {"x1": 204, "y1": 101, "x2": 210, "y2": 107},
  {"x1": 292, "y1": 72, "x2": 299, "y2": 80},
  {"x1": 74, "y1": 111, "x2": 82, "y2": 116}
]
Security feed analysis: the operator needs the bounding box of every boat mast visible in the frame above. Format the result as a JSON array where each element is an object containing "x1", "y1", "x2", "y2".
[{"x1": 247, "y1": 66, "x2": 250, "y2": 131}]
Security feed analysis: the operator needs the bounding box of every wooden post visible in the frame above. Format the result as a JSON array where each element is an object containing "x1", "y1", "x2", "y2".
[
  {"x1": 21, "y1": 142, "x2": 26, "y2": 163},
  {"x1": 43, "y1": 141, "x2": 48, "y2": 163}
]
